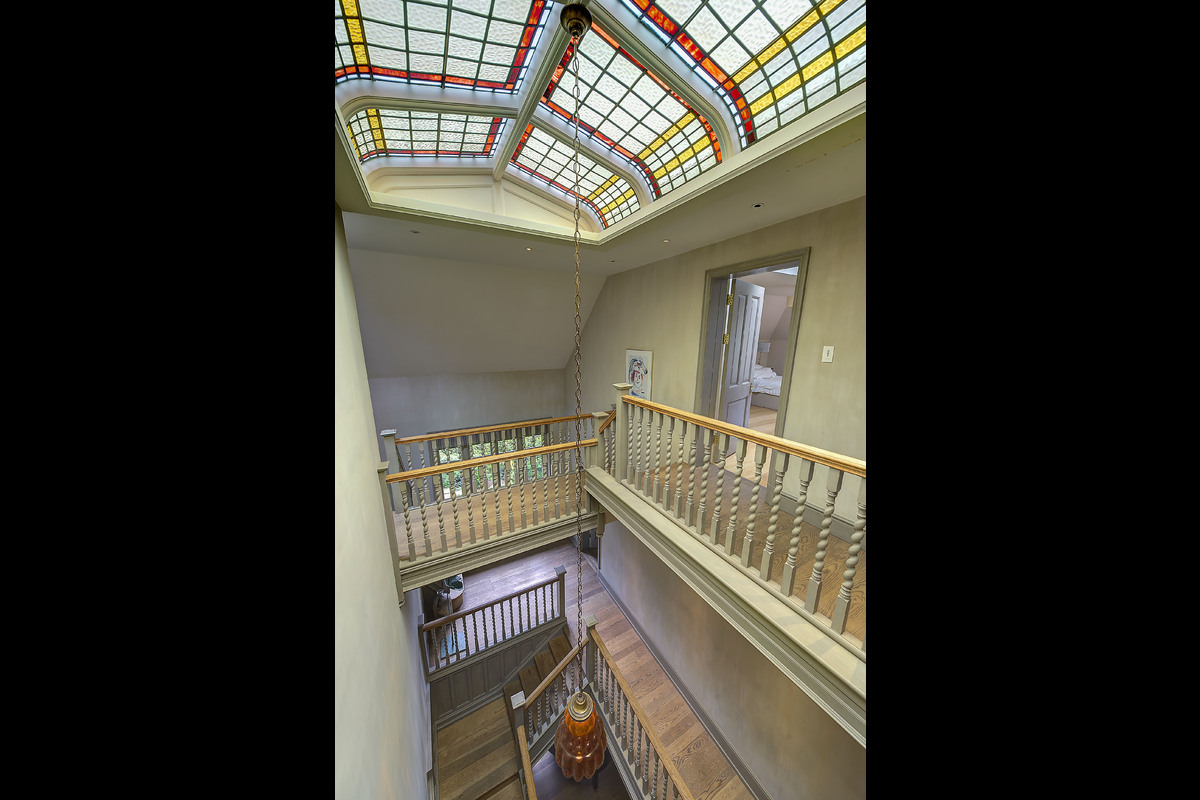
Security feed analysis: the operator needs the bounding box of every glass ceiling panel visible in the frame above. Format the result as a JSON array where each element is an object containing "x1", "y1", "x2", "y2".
[
  {"x1": 619, "y1": 0, "x2": 866, "y2": 148},
  {"x1": 347, "y1": 108, "x2": 508, "y2": 159},
  {"x1": 509, "y1": 123, "x2": 641, "y2": 228},
  {"x1": 540, "y1": 21, "x2": 721, "y2": 200},
  {"x1": 335, "y1": 0, "x2": 553, "y2": 92}
]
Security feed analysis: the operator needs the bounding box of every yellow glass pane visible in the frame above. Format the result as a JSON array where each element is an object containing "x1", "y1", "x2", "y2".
[
  {"x1": 353, "y1": 44, "x2": 368, "y2": 65},
  {"x1": 802, "y1": 51, "x2": 834, "y2": 82},
  {"x1": 835, "y1": 26, "x2": 866, "y2": 60},
  {"x1": 749, "y1": 91, "x2": 775, "y2": 115},
  {"x1": 786, "y1": 11, "x2": 820, "y2": 43},
  {"x1": 346, "y1": 18, "x2": 364, "y2": 43},
  {"x1": 341, "y1": 0, "x2": 359, "y2": 17}
]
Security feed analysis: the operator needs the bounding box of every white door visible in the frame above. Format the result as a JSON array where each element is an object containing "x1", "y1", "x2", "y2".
[{"x1": 721, "y1": 278, "x2": 765, "y2": 434}]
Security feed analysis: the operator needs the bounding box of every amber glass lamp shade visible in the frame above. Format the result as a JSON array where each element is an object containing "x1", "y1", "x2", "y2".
[{"x1": 554, "y1": 690, "x2": 606, "y2": 781}]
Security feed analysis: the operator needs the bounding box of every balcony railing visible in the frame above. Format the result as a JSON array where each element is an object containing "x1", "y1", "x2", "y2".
[
  {"x1": 378, "y1": 414, "x2": 606, "y2": 591},
  {"x1": 419, "y1": 567, "x2": 567, "y2": 680},
  {"x1": 595, "y1": 392, "x2": 866, "y2": 653}
]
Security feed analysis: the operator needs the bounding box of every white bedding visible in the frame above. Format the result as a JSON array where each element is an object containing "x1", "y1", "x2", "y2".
[{"x1": 751, "y1": 364, "x2": 782, "y2": 396}]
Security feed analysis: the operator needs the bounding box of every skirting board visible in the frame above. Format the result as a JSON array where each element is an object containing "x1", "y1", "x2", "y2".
[{"x1": 594, "y1": 569, "x2": 772, "y2": 800}]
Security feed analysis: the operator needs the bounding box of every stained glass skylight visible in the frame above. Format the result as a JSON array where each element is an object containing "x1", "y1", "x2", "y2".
[
  {"x1": 619, "y1": 0, "x2": 866, "y2": 147},
  {"x1": 335, "y1": 0, "x2": 554, "y2": 92},
  {"x1": 510, "y1": 123, "x2": 641, "y2": 228},
  {"x1": 541, "y1": 21, "x2": 721, "y2": 200},
  {"x1": 347, "y1": 109, "x2": 508, "y2": 159}
]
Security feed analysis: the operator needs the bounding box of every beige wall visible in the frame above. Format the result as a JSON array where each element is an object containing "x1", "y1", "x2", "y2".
[
  {"x1": 370, "y1": 370, "x2": 569, "y2": 462},
  {"x1": 571, "y1": 196, "x2": 866, "y2": 519},
  {"x1": 600, "y1": 519, "x2": 866, "y2": 800},
  {"x1": 335, "y1": 206, "x2": 432, "y2": 800}
]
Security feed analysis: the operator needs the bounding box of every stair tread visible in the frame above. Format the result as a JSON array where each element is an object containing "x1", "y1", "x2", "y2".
[
  {"x1": 438, "y1": 699, "x2": 521, "y2": 800},
  {"x1": 518, "y1": 663, "x2": 542, "y2": 698},
  {"x1": 484, "y1": 775, "x2": 524, "y2": 800},
  {"x1": 548, "y1": 633, "x2": 572, "y2": 665},
  {"x1": 534, "y1": 650, "x2": 557, "y2": 681},
  {"x1": 438, "y1": 698, "x2": 509, "y2": 767}
]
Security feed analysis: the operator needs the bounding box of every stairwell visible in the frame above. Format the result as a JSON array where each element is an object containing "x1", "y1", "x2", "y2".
[{"x1": 436, "y1": 625, "x2": 575, "y2": 800}]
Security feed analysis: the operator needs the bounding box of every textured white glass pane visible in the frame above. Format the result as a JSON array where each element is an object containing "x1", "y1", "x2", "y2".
[
  {"x1": 375, "y1": 50, "x2": 408, "y2": 70},
  {"x1": 579, "y1": 29, "x2": 612, "y2": 62},
  {"x1": 596, "y1": 74, "x2": 627, "y2": 103},
  {"x1": 598, "y1": 119, "x2": 624, "y2": 143},
  {"x1": 335, "y1": 19, "x2": 350, "y2": 44},
  {"x1": 451, "y1": 11, "x2": 489, "y2": 40},
  {"x1": 448, "y1": 36, "x2": 483, "y2": 60},
  {"x1": 608, "y1": 106, "x2": 638, "y2": 134},
  {"x1": 410, "y1": 53, "x2": 443, "y2": 72},
  {"x1": 364, "y1": 20, "x2": 406, "y2": 50},
  {"x1": 479, "y1": 64, "x2": 508, "y2": 80},
  {"x1": 579, "y1": 107, "x2": 604, "y2": 130},
  {"x1": 455, "y1": 0, "x2": 492, "y2": 15},
  {"x1": 577, "y1": 60, "x2": 602, "y2": 86},
  {"x1": 630, "y1": 73, "x2": 664, "y2": 103},
  {"x1": 361, "y1": 0, "x2": 406, "y2": 23},
  {"x1": 736, "y1": 11, "x2": 778, "y2": 56},
  {"x1": 446, "y1": 58, "x2": 478, "y2": 77},
  {"x1": 687, "y1": 7, "x2": 726, "y2": 52},
  {"x1": 481, "y1": 43, "x2": 516, "y2": 64},
  {"x1": 711, "y1": 37, "x2": 750, "y2": 73},
  {"x1": 601, "y1": 57, "x2": 635, "y2": 89},
  {"x1": 656, "y1": 0, "x2": 701, "y2": 23},
  {"x1": 588, "y1": 93, "x2": 615, "y2": 116},
  {"x1": 409, "y1": 30, "x2": 444, "y2": 53},
  {"x1": 826, "y1": 0, "x2": 865, "y2": 29},
  {"x1": 489, "y1": 20, "x2": 523, "y2": 45},
  {"x1": 493, "y1": 0, "x2": 529, "y2": 23},
  {"x1": 408, "y1": 3, "x2": 448, "y2": 30},
  {"x1": 710, "y1": 0, "x2": 754, "y2": 28},
  {"x1": 762, "y1": 0, "x2": 808, "y2": 29},
  {"x1": 642, "y1": 110, "x2": 673, "y2": 136}
]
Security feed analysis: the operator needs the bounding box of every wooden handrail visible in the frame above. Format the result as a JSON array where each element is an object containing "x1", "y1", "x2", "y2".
[
  {"x1": 387, "y1": 439, "x2": 598, "y2": 484},
  {"x1": 623, "y1": 395, "x2": 866, "y2": 478},
  {"x1": 526, "y1": 641, "x2": 582, "y2": 707},
  {"x1": 515, "y1": 724, "x2": 537, "y2": 800},
  {"x1": 394, "y1": 413, "x2": 600, "y2": 446},
  {"x1": 420, "y1": 572, "x2": 561, "y2": 633},
  {"x1": 590, "y1": 628, "x2": 697, "y2": 800},
  {"x1": 596, "y1": 408, "x2": 617, "y2": 435}
]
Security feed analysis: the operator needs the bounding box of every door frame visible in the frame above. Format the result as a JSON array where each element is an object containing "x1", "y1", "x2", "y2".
[{"x1": 694, "y1": 247, "x2": 811, "y2": 437}]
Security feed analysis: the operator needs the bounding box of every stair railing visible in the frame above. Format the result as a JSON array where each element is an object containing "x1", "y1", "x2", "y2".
[
  {"x1": 512, "y1": 716, "x2": 538, "y2": 800},
  {"x1": 383, "y1": 420, "x2": 602, "y2": 564},
  {"x1": 420, "y1": 566, "x2": 567, "y2": 680},
  {"x1": 510, "y1": 636, "x2": 584, "y2": 762},
  {"x1": 605, "y1": 388, "x2": 867, "y2": 655},
  {"x1": 591, "y1": 623, "x2": 696, "y2": 800}
]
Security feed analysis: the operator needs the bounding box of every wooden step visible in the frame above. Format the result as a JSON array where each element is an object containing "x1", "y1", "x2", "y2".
[
  {"x1": 437, "y1": 698, "x2": 521, "y2": 800},
  {"x1": 534, "y1": 650, "x2": 557, "y2": 682},
  {"x1": 548, "y1": 632, "x2": 572, "y2": 665},
  {"x1": 480, "y1": 774, "x2": 523, "y2": 800},
  {"x1": 518, "y1": 663, "x2": 542, "y2": 699}
]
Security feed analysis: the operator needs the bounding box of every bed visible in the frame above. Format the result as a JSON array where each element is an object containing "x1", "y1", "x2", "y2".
[{"x1": 750, "y1": 364, "x2": 782, "y2": 409}]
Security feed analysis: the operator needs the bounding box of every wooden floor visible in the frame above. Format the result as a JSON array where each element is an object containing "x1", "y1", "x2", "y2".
[{"x1": 453, "y1": 540, "x2": 755, "y2": 800}]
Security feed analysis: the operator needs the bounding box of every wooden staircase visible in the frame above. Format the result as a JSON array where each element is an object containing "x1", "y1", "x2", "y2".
[
  {"x1": 436, "y1": 696, "x2": 523, "y2": 800},
  {"x1": 437, "y1": 623, "x2": 574, "y2": 800}
]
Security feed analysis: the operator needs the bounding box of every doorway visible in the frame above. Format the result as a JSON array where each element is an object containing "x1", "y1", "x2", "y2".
[{"x1": 695, "y1": 249, "x2": 810, "y2": 470}]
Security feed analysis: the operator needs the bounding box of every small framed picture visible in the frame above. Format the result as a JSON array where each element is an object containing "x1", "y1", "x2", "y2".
[{"x1": 626, "y1": 349, "x2": 652, "y2": 400}]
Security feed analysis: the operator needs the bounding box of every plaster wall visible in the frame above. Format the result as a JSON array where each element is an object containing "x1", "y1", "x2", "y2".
[
  {"x1": 370, "y1": 369, "x2": 568, "y2": 463},
  {"x1": 335, "y1": 206, "x2": 432, "y2": 800},
  {"x1": 599, "y1": 518, "x2": 866, "y2": 800},
  {"x1": 570, "y1": 196, "x2": 866, "y2": 519}
]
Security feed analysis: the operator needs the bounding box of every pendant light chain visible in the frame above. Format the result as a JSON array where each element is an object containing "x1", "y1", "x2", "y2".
[{"x1": 570, "y1": 27, "x2": 585, "y2": 696}]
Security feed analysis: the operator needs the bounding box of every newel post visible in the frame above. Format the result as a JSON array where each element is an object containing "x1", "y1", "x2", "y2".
[
  {"x1": 556, "y1": 565, "x2": 567, "y2": 620},
  {"x1": 511, "y1": 690, "x2": 526, "y2": 734},
  {"x1": 377, "y1": 461, "x2": 405, "y2": 607},
  {"x1": 585, "y1": 614, "x2": 599, "y2": 689},
  {"x1": 379, "y1": 429, "x2": 401, "y2": 512},
  {"x1": 612, "y1": 383, "x2": 632, "y2": 485}
]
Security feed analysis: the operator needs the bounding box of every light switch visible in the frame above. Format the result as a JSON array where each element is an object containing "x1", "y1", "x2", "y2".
[{"x1": 822, "y1": 345, "x2": 834, "y2": 363}]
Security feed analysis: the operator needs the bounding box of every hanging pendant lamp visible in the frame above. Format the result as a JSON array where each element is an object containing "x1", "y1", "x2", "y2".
[{"x1": 553, "y1": 1, "x2": 607, "y2": 783}]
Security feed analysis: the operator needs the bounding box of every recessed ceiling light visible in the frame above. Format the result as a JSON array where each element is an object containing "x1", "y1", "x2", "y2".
[
  {"x1": 753, "y1": 203, "x2": 763, "y2": 208},
  {"x1": 526, "y1": 247, "x2": 532, "y2": 251},
  {"x1": 410, "y1": 230, "x2": 420, "y2": 234},
  {"x1": 662, "y1": 239, "x2": 670, "y2": 243}
]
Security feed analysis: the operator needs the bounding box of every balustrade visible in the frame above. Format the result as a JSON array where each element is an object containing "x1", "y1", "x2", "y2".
[
  {"x1": 381, "y1": 414, "x2": 602, "y2": 567},
  {"x1": 602, "y1": 391, "x2": 867, "y2": 656},
  {"x1": 418, "y1": 567, "x2": 567, "y2": 679}
]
